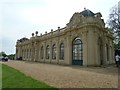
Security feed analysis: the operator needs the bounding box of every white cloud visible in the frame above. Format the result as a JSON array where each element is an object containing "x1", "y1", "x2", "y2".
[{"x1": 1, "y1": 0, "x2": 120, "y2": 54}]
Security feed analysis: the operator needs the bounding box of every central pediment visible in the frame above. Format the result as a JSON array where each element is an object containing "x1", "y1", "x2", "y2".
[
  {"x1": 66, "y1": 9, "x2": 102, "y2": 28},
  {"x1": 66, "y1": 12, "x2": 84, "y2": 27}
]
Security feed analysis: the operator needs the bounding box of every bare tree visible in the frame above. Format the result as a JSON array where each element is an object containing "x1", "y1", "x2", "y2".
[{"x1": 107, "y1": 4, "x2": 120, "y2": 45}]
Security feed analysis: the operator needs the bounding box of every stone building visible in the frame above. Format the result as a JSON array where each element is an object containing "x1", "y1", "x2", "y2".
[{"x1": 15, "y1": 9, "x2": 114, "y2": 66}]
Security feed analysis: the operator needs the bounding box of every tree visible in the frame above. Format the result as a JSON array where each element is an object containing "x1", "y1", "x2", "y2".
[
  {"x1": 8, "y1": 54, "x2": 15, "y2": 60},
  {"x1": 114, "y1": 41, "x2": 120, "y2": 49},
  {"x1": 0, "y1": 51, "x2": 7, "y2": 57},
  {"x1": 107, "y1": 4, "x2": 120, "y2": 49}
]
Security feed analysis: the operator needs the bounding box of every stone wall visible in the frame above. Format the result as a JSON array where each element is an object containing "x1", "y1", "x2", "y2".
[{"x1": 16, "y1": 9, "x2": 114, "y2": 66}]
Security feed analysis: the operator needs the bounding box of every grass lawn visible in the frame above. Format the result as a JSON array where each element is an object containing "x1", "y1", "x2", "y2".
[{"x1": 2, "y1": 64, "x2": 57, "y2": 89}]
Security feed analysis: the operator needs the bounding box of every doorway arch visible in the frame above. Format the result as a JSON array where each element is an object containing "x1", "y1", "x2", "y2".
[
  {"x1": 98, "y1": 37, "x2": 103, "y2": 65},
  {"x1": 72, "y1": 37, "x2": 83, "y2": 65}
]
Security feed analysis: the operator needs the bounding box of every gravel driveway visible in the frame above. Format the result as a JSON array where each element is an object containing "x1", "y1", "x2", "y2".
[{"x1": 2, "y1": 60, "x2": 118, "y2": 88}]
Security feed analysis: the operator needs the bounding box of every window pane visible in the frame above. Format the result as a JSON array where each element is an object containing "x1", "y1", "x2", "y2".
[
  {"x1": 52, "y1": 44, "x2": 56, "y2": 59},
  {"x1": 72, "y1": 38, "x2": 83, "y2": 60},
  {"x1": 60, "y1": 43, "x2": 64, "y2": 60}
]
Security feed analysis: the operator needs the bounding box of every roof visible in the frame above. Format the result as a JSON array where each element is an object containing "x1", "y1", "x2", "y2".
[
  {"x1": 80, "y1": 9, "x2": 95, "y2": 17},
  {"x1": 19, "y1": 37, "x2": 29, "y2": 42}
]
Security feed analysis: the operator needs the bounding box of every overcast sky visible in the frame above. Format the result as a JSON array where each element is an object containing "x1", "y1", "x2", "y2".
[{"x1": 0, "y1": 0, "x2": 119, "y2": 54}]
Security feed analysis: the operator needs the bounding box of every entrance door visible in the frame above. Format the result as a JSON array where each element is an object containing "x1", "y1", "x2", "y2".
[{"x1": 72, "y1": 37, "x2": 83, "y2": 65}]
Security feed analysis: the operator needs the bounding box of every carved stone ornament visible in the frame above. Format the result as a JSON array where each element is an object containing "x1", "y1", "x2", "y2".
[{"x1": 67, "y1": 12, "x2": 83, "y2": 27}]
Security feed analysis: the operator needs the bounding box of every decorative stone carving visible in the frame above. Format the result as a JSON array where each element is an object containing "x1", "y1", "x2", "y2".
[
  {"x1": 95, "y1": 12, "x2": 102, "y2": 18},
  {"x1": 67, "y1": 12, "x2": 83, "y2": 27}
]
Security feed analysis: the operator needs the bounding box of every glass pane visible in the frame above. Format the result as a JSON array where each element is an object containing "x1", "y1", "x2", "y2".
[
  {"x1": 73, "y1": 38, "x2": 83, "y2": 60},
  {"x1": 60, "y1": 43, "x2": 64, "y2": 60},
  {"x1": 52, "y1": 44, "x2": 56, "y2": 59}
]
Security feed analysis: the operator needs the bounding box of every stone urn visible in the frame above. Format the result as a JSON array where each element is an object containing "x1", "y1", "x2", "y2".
[
  {"x1": 32, "y1": 33, "x2": 34, "y2": 37},
  {"x1": 35, "y1": 31, "x2": 38, "y2": 36}
]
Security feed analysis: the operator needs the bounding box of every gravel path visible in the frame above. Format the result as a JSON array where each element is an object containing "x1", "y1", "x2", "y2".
[{"x1": 2, "y1": 60, "x2": 118, "y2": 88}]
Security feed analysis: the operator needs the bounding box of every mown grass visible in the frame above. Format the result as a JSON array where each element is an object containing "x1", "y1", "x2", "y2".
[{"x1": 2, "y1": 64, "x2": 58, "y2": 89}]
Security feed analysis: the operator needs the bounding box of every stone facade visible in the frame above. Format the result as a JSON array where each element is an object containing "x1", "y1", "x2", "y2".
[{"x1": 15, "y1": 9, "x2": 114, "y2": 66}]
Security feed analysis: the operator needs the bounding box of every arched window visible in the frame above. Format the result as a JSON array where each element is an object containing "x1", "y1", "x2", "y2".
[
  {"x1": 60, "y1": 43, "x2": 64, "y2": 60},
  {"x1": 46, "y1": 45, "x2": 50, "y2": 59},
  {"x1": 98, "y1": 37, "x2": 103, "y2": 65},
  {"x1": 41, "y1": 46, "x2": 44, "y2": 59},
  {"x1": 72, "y1": 37, "x2": 83, "y2": 65},
  {"x1": 52, "y1": 44, "x2": 56, "y2": 59}
]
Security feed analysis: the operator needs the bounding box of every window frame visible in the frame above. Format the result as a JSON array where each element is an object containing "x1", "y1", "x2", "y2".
[
  {"x1": 60, "y1": 43, "x2": 64, "y2": 60},
  {"x1": 72, "y1": 37, "x2": 83, "y2": 60},
  {"x1": 52, "y1": 44, "x2": 56, "y2": 59},
  {"x1": 46, "y1": 45, "x2": 50, "y2": 59}
]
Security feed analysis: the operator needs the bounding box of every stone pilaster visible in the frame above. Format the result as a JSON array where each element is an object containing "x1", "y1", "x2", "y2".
[
  {"x1": 19, "y1": 46, "x2": 22, "y2": 58},
  {"x1": 104, "y1": 43, "x2": 107, "y2": 65},
  {"x1": 94, "y1": 31, "x2": 99, "y2": 66},
  {"x1": 15, "y1": 47, "x2": 18, "y2": 59},
  {"x1": 56, "y1": 41, "x2": 59, "y2": 64},
  {"x1": 65, "y1": 32, "x2": 72, "y2": 65},
  {"x1": 111, "y1": 45, "x2": 115, "y2": 64},
  {"x1": 36, "y1": 42, "x2": 39, "y2": 62},
  {"x1": 31, "y1": 42, "x2": 34, "y2": 61},
  {"x1": 102, "y1": 41, "x2": 107, "y2": 65},
  {"x1": 49, "y1": 41, "x2": 52, "y2": 63},
  {"x1": 34, "y1": 42, "x2": 38, "y2": 62},
  {"x1": 38, "y1": 44, "x2": 41, "y2": 62},
  {"x1": 87, "y1": 29, "x2": 96, "y2": 66},
  {"x1": 22, "y1": 47, "x2": 24, "y2": 59},
  {"x1": 43, "y1": 42, "x2": 46, "y2": 62},
  {"x1": 82, "y1": 31, "x2": 88, "y2": 66}
]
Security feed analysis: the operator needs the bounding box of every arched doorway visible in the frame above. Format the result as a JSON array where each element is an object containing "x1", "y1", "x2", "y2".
[
  {"x1": 72, "y1": 37, "x2": 83, "y2": 65},
  {"x1": 98, "y1": 37, "x2": 103, "y2": 65}
]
